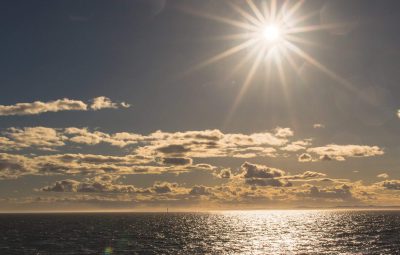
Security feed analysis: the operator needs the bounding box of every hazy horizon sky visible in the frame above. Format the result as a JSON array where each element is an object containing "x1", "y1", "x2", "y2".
[{"x1": 0, "y1": 0, "x2": 400, "y2": 211}]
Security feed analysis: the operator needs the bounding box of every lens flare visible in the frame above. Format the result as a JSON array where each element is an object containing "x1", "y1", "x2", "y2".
[{"x1": 177, "y1": 0, "x2": 356, "y2": 125}]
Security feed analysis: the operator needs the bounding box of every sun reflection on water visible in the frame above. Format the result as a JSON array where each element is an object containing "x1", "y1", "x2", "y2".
[
  {"x1": 216, "y1": 210, "x2": 349, "y2": 254},
  {"x1": 4, "y1": 210, "x2": 398, "y2": 254}
]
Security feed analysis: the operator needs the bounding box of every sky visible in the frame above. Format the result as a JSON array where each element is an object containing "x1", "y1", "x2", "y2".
[{"x1": 0, "y1": 0, "x2": 400, "y2": 211}]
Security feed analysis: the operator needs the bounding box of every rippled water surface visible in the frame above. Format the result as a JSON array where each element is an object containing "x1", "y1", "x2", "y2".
[{"x1": 1, "y1": 210, "x2": 400, "y2": 254}]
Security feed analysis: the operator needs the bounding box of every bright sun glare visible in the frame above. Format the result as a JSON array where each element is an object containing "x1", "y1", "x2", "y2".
[
  {"x1": 262, "y1": 24, "x2": 281, "y2": 42},
  {"x1": 179, "y1": 0, "x2": 353, "y2": 125}
]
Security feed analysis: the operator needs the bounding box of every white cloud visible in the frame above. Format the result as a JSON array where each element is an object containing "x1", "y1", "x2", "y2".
[
  {"x1": 377, "y1": 173, "x2": 389, "y2": 179},
  {"x1": 0, "y1": 98, "x2": 87, "y2": 116},
  {"x1": 3, "y1": 127, "x2": 65, "y2": 150},
  {"x1": 313, "y1": 124, "x2": 325, "y2": 129},
  {"x1": 274, "y1": 127, "x2": 294, "y2": 138},
  {"x1": 285, "y1": 171, "x2": 326, "y2": 180},
  {"x1": 281, "y1": 140, "x2": 311, "y2": 152},
  {"x1": 298, "y1": 153, "x2": 313, "y2": 162},
  {"x1": 90, "y1": 96, "x2": 130, "y2": 110},
  {"x1": 307, "y1": 144, "x2": 384, "y2": 161},
  {"x1": 0, "y1": 97, "x2": 130, "y2": 117}
]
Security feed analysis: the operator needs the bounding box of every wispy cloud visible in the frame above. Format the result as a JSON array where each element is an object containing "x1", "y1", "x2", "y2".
[
  {"x1": 313, "y1": 123, "x2": 325, "y2": 129},
  {"x1": 377, "y1": 173, "x2": 389, "y2": 179},
  {"x1": 90, "y1": 96, "x2": 130, "y2": 110},
  {"x1": 0, "y1": 97, "x2": 130, "y2": 116},
  {"x1": 307, "y1": 144, "x2": 384, "y2": 161}
]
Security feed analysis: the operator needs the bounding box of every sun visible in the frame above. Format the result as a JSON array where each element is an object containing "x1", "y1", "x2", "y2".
[
  {"x1": 178, "y1": 0, "x2": 354, "y2": 124},
  {"x1": 261, "y1": 24, "x2": 282, "y2": 42}
]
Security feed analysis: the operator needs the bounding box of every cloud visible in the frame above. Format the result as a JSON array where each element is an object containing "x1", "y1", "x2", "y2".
[
  {"x1": 274, "y1": 127, "x2": 294, "y2": 138},
  {"x1": 16, "y1": 174, "x2": 400, "y2": 209},
  {"x1": 377, "y1": 173, "x2": 389, "y2": 179},
  {"x1": 135, "y1": 128, "x2": 290, "y2": 158},
  {"x1": 40, "y1": 175, "x2": 190, "y2": 197},
  {"x1": 241, "y1": 162, "x2": 285, "y2": 179},
  {"x1": 3, "y1": 127, "x2": 65, "y2": 151},
  {"x1": 0, "y1": 97, "x2": 129, "y2": 117},
  {"x1": 217, "y1": 169, "x2": 232, "y2": 179},
  {"x1": 0, "y1": 152, "x2": 155, "y2": 179},
  {"x1": 64, "y1": 127, "x2": 143, "y2": 147},
  {"x1": 156, "y1": 144, "x2": 190, "y2": 155},
  {"x1": 239, "y1": 162, "x2": 292, "y2": 187},
  {"x1": 189, "y1": 185, "x2": 211, "y2": 196},
  {"x1": 0, "y1": 151, "x2": 216, "y2": 179},
  {"x1": 161, "y1": 157, "x2": 192, "y2": 165},
  {"x1": 313, "y1": 124, "x2": 325, "y2": 129},
  {"x1": 281, "y1": 140, "x2": 311, "y2": 152},
  {"x1": 307, "y1": 144, "x2": 384, "y2": 161},
  {"x1": 286, "y1": 171, "x2": 327, "y2": 180},
  {"x1": 40, "y1": 177, "x2": 142, "y2": 193},
  {"x1": 245, "y1": 178, "x2": 292, "y2": 187},
  {"x1": 300, "y1": 184, "x2": 354, "y2": 200},
  {"x1": 0, "y1": 126, "x2": 296, "y2": 159},
  {"x1": 380, "y1": 180, "x2": 400, "y2": 190},
  {"x1": 152, "y1": 182, "x2": 178, "y2": 194},
  {"x1": 298, "y1": 153, "x2": 313, "y2": 162},
  {"x1": 0, "y1": 153, "x2": 32, "y2": 179},
  {"x1": 90, "y1": 96, "x2": 130, "y2": 110},
  {"x1": 0, "y1": 127, "x2": 143, "y2": 151},
  {"x1": 0, "y1": 98, "x2": 87, "y2": 116}
]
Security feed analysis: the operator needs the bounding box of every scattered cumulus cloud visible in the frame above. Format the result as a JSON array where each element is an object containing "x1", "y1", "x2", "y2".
[
  {"x1": 41, "y1": 176, "x2": 144, "y2": 194},
  {"x1": 240, "y1": 162, "x2": 292, "y2": 187},
  {"x1": 298, "y1": 153, "x2": 313, "y2": 162},
  {"x1": 274, "y1": 127, "x2": 294, "y2": 138}
]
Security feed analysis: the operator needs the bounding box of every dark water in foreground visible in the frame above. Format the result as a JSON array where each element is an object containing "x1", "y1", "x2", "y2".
[{"x1": 0, "y1": 210, "x2": 399, "y2": 254}]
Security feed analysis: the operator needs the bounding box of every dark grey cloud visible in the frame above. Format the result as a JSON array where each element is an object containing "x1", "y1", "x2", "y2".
[
  {"x1": 152, "y1": 182, "x2": 178, "y2": 194},
  {"x1": 301, "y1": 185, "x2": 353, "y2": 200},
  {"x1": 245, "y1": 178, "x2": 292, "y2": 187},
  {"x1": 189, "y1": 185, "x2": 210, "y2": 196},
  {"x1": 241, "y1": 162, "x2": 285, "y2": 179},
  {"x1": 40, "y1": 177, "x2": 143, "y2": 193},
  {"x1": 381, "y1": 180, "x2": 400, "y2": 190},
  {"x1": 156, "y1": 144, "x2": 191, "y2": 155},
  {"x1": 161, "y1": 157, "x2": 192, "y2": 166}
]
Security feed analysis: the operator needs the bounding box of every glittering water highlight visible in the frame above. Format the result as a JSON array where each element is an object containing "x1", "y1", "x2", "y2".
[{"x1": 0, "y1": 210, "x2": 399, "y2": 254}]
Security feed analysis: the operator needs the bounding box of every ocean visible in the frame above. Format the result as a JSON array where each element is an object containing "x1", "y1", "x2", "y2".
[{"x1": 0, "y1": 210, "x2": 399, "y2": 254}]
